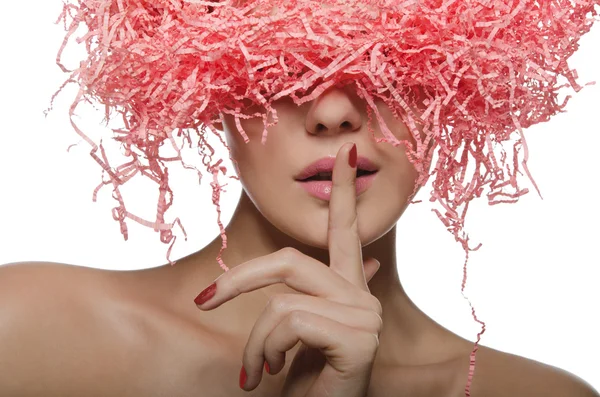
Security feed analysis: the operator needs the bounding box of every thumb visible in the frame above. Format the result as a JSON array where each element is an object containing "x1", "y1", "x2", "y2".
[{"x1": 363, "y1": 257, "x2": 381, "y2": 284}]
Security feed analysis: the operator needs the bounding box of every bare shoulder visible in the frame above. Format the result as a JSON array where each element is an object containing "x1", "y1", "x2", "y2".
[
  {"x1": 0, "y1": 261, "x2": 118, "y2": 318},
  {"x1": 0, "y1": 261, "x2": 144, "y2": 337},
  {"x1": 0, "y1": 260, "x2": 111, "y2": 283},
  {"x1": 463, "y1": 345, "x2": 599, "y2": 397},
  {"x1": 0, "y1": 261, "x2": 248, "y2": 396},
  {"x1": 0, "y1": 262, "x2": 177, "y2": 395},
  {"x1": 0, "y1": 262, "x2": 146, "y2": 394}
]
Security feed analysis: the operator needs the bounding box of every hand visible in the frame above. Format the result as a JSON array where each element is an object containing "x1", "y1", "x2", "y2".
[{"x1": 194, "y1": 142, "x2": 383, "y2": 397}]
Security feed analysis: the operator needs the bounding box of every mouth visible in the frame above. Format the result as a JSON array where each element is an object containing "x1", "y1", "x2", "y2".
[
  {"x1": 294, "y1": 156, "x2": 379, "y2": 182},
  {"x1": 296, "y1": 169, "x2": 377, "y2": 182}
]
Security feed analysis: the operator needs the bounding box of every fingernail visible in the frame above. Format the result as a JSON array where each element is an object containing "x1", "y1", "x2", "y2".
[
  {"x1": 348, "y1": 143, "x2": 357, "y2": 168},
  {"x1": 239, "y1": 365, "x2": 247, "y2": 389},
  {"x1": 194, "y1": 282, "x2": 217, "y2": 305},
  {"x1": 264, "y1": 361, "x2": 270, "y2": 374}
]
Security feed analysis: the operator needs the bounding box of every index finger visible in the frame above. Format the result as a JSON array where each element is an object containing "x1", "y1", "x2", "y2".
[{"x1": 328, "y1": 142, "x2": 366, "y2": 289}]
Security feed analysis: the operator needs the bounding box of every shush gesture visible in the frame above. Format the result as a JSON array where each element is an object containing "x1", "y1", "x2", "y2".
[{"x1": 194, "y1": 142, "x2": 383, "y2": 397}]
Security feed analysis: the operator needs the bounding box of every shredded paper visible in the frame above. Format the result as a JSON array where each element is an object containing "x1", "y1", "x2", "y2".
[{"x1": 46, "y1": 1, "x2": 599, "y2": 394}]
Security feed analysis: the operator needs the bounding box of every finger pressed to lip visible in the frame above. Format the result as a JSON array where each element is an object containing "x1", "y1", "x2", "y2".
[
  {"x1": 328, "y1": 143, "x2": 358, "y2": 232},
  {"x1": 327, "y1": 143, "x2": 366, "y2": 289}
]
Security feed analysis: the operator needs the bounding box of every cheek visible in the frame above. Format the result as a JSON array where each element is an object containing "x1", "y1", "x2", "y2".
[{"x1": 224, "y1": 129, "x2": 286, "y2": 195}]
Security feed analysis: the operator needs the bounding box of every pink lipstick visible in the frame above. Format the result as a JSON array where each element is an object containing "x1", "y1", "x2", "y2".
[{"x1": 294, "y1": 156, "x2": 379, "y2": 201}]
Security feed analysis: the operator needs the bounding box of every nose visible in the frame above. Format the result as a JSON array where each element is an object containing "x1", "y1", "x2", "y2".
[{"x1": 305, "y1": 86, "x2": 363, "y2": 136}]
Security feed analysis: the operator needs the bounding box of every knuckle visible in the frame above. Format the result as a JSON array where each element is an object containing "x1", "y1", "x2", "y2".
[
  {"x1": 266, "y1": 294, "x2": 292, "y2": 315},
  {"x1": 287, "y1": 310, "x2": 307, "y2": 328},
  {"x1": 279, "y1": 247, "x2": 300, "y2": 262},
  {"x1": 368, "y1": 295, "x2": 383, "y2": 318},
  {"x1": 360, "y1": 330, "x2": 380, "y2": 352},
  {"x1": 278, "y1": 247, "x2": 300, "y2": 274},
  {"x1": 369, "y1": 310, "x2": 383, "y2": 334},
  {"x1": 370, "y1": 332, "x2": 380, "y2": 350},
  {"x1": 358, "y1": 292, "x2": 382, "y2": 316},
  {"x1": 277, "y1": 247, "x2": 304, "y2": 280},
  {"x1": 345, "y1": 330, "x2": 379, "y2": 364},
  {"x1": 225, "y1": 271, "x2": 243, "y2": 296}
]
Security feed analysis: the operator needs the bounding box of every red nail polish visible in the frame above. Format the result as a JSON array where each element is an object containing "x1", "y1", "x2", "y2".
[
  {"x1": 264, "y1": 361, "x2": 270, "y2": 374},
  {"x1": 239, "y1": 366, "x2": 247, "y2": 389},
  {"x1": 349, "y1": 143, "x2": 357, "y2": 168},
  {"x1": 194, "y1": 282, "x2": 216, "y2": 305}
]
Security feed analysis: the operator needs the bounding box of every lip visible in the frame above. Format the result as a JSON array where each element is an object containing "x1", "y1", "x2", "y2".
[
  {"x1": 294, "y1": 156, "x2": 379, "y2": 181},
  {"x1": 296, "y1": 172, "x2": 378, "y2": 201}
]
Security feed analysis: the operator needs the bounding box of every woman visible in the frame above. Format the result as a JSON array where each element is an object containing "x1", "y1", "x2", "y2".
[{"x1": 0, "y1": 0, "x2": 599, "y2": 396}]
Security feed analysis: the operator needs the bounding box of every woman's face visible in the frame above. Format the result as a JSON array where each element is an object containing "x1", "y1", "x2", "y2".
[{"x1": 219, "y1": 83, "x2": 427, "y2": 249}]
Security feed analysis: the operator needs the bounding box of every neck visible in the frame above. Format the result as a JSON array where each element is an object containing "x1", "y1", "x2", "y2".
[
  {"x1": 172, "y1": 190, "x2": 465, "y2": 367},
  {"x1": 217, "y1": 190, "x2": 406, "y2": 303}
]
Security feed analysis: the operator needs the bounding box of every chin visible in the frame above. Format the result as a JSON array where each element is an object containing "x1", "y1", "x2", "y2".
[
  {"x1": 279, "y1": 213, "x2": 395, "y2": 251},
  {"x1": 251, "y1": 190, "x2": 404, "y2": 251}
]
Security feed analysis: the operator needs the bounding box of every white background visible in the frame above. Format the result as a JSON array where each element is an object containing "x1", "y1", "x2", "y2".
[{"x1": 1, "y1": 1, "x2": 598, "y2": 392}]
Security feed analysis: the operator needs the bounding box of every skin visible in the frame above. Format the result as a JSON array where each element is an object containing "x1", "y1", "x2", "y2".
[
  {"x1": 174, "y1": 83, "x2": 477, "y2": 390},
  {"x1": 100, "y1": 83, "x2": 481, "y2": 396},
  {"x1": 0, "y1": 69, "x2": 598, "y2": 397},
  {"x1": 196, "y1": 142, "x2": 384, "y2": 395},
  {"x1": 130, "y1": 81, "x2": 599, "y2": 396},
  {"x1": 108, "y1": 83, "x2": 597, "y2": 396},
  {"x1": 0, "y1": 3, "x2": 598, "y2": 397}
]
